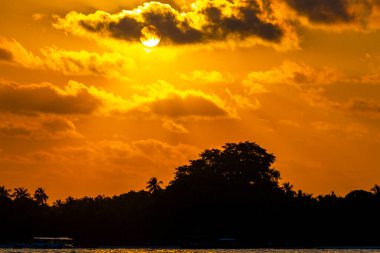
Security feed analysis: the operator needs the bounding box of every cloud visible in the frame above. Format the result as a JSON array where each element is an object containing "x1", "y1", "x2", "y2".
[
  {"x1": 225, "y1": 89, "x2": 261, "y2": 111},
  {"x1": 40, "y1": 48, "x2": 135, "y2": 79},
  {"x1": 278, "y1": 0, "x2": 380, "y2": 30},
  {"x1": 179, "y1": 70, "x2": 234, "y2": 84},
  {"x1": 0, "y1": 79, "x2": 234, "y2": 120},
  {"x1": 242, "y1": 61, "x2": 380, "y2": 120},
  {"x1": 124, "y1": 81, "x2": 246, "y2": 120},
  {"x1": 162, "y1": 119, "x2": 189, "y2": 133},
  {"x1": 59, "y1": 139, "x2": 199, "y2": 179},
  {"x1": 0, "y1": 37, "x2": 135, "y2": 79},
  {"x1": 300, "y1": 87, "x2": 380, "y2": 119},
  {"x1": 344, "y1": 98, "x2": 380, "y2": 118},
  {"x1": 149, "y1": 94, "x2": 228, "y2": 118},
  {"x1": 40, "y1": 117, "x2": 81, "y2": 138},
  {"x1": 241, "y1": 62, "x2": 342, "y2": 112},
  {"x1": 128, "y1": 81, "x2": 235, "y2": 119},
  {"x1": 0, "y1": 37, "x2": 43, "y2": 68},
  {"x1": 0, "y1": 124, "x2": 32, "y2": 138},
  {"x1": 285, "y1": 0, "x2": 354, "y2": 24},
  {"x1": 361, "y1": 72, "x2": 380, "y2": 84},
  {"x1": 308, "y1": 121, "x2": 368, "y2": 139},
  {"x1": 28, "y1": 138, "x2": 199, "y2": 179},
  {"x1": 0, "y1": 115, "x2": 81, "y2": 139},
  {"x1": 42, "y1": 117, "x2": 75, "y2": 133},
  {"x1": 43, "y1": 0, "x2": 380, "y2": 52},
  {"x1": 0, "y1": 80, "x2": 101, "y2": 115},
  {"x1": 360, "y1": 55, "x2": 380, "y2": 83},
  {"x1": 244, "y1": 61, "x2": 343, "y2": 91},
  {"x1": 32, "y1": 13, "x2": 48, "y2": 22},
  {"x1": 242, "y1": 80, "x2": 270, "y2": 94},
  {"x1": 0, "y1": 48, "x2": 13, "y2": 62},
  {"x1": 0, "y1": 137, "x2": 200, "y2": 198},
  {"x1": 53, "y1": 0, "x2": 298, "y2": 49}
]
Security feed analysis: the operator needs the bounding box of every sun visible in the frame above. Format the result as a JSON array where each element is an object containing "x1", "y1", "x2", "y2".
[{"x1": 140, "y1": 26, "x2": 161, "y2": 48}]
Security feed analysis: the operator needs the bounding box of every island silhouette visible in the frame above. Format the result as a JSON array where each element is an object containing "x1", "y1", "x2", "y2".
[{"x1": 1, "y1": 141, "x2": 379, "y2": 248}]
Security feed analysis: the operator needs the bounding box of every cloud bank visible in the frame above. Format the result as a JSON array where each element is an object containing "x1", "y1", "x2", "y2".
[
  {"x1": 52, "y1": 0, "x2": 380, "y2": 51},
  {"x1": 54, "y1": 0, "x2": 297, "y2": 48},
  {"x1": 0, "y1": 79, "x2": 234, "y2": 120}
]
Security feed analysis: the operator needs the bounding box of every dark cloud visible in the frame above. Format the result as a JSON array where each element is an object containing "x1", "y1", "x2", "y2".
[
  {"x1": 202, "y1": 1, "x2": 283, "y2": 42},
  {"x1": 55, "y1": 0, "x2": 285, "y2": 45},
  {"x1": 346, "y1": 98, "x2": 380, "y2": 115},
  {"x1": 141, "y1": 2, "x2": 203, "y2": 44},
  {"x1": 284, "y1": 0, "x2": 379, "y2": 25},
  {"x1": 0, "y1": 125, "x2": 32, "y2": 137},
  {"x1": 0, "y1": 48, "x2": 13, "y2": 62},
  {"x1": 285, "y1": 0, "x2": 352, "y2": 24},
  {"x1": 150, "y1": 94, "x2": 228, "y2": 118},
  {"x1": 108, "y1": 17, "x2": 142, "y2": 41},
  {"x1": 0, "y1": 82, "x2": 101, "y2": 115}
]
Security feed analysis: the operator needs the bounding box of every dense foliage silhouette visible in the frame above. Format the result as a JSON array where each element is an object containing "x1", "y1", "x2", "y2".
[{"x1": 1, "y1": 141, "x2": 380, "y2": 247}]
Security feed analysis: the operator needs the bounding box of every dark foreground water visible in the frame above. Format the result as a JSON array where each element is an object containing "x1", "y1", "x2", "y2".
[{"x1": 1, "y1": 249, "x2": 380, "y2": 253}]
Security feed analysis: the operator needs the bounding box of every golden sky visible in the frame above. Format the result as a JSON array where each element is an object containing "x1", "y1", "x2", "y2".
[{"x1": 1, "y1": 0, "x2": 380, "y2": 200}]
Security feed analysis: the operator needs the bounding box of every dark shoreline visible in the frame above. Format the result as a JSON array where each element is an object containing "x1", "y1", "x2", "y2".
[
  {"x1": 2, "y1": 142, "x2": 380, "y2": 249},
  {"x1": 2, "y1": 245, "x2": 380, "y2": 250}
]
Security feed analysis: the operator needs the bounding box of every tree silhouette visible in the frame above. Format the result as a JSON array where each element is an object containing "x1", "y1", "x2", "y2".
[
  {"x1": 171, "y1": 141, "x2": 279, "y2": 190},
  {"x1": 65, "y1": 196, "x2": 75, "y2": 206},
  {"x1": 146, "y1": 177, "x2": 163, "y2": 194},
  {"x1": 12, "y1": 187, "x2": 30, "y2": 200},
  {"x1": 0, "y1": 142, "x2": 380, "y2": 247},
  {"x1": 34, "y1": 187, "x2": 48, "y2": 205},
  {"x1": 371, "y1": 185, "x2": 380, "y2": 196},
  {"x1": 345, "y1": 189, "x2": 373, "y2": 204},
  {"x1": 283, "y1": 182, "x2": 295, "y2": 198},
  {"x1": 53, "y1": 199, "x2": 63, "y2": 207},
  {"x1": 0, "y1": 186, "x2": 11, "y2": 200}
]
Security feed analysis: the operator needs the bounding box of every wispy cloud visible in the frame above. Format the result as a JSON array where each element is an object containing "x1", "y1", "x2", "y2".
[
  {"x1": 0, "y1": 37, "x2": 135, "y2": 79},
  {"x1": 162, "y1": 119, "x2": 189, "y2": 133},
  {"x1": 179, "y1": 70, "x2": 234, "y2": 84},
  {"x1": 243, "y1": 61, "x2": 343, "y2": 92}
]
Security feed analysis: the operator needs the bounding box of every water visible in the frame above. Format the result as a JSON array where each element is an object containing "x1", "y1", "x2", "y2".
[{"x1": 1, "y1": 249, "x2": 380, "y2": 253}]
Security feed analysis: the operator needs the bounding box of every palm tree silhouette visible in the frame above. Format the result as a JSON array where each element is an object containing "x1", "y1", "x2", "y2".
[
  {"x1": 283, "y1": 182, "x2": 295, "y2": 198},
  {"x1": 34, "y1": 187, "x2": 49, "y2": 205},
  {"x1": 12, "y1": 187, "x2": 30, "y2": 200},
  {"x1": 146, "y1": 177, "x2": 163, "y2": 194},
  {"x1": 53, "y1": 199, "x2": 63, "y2": 207},
  {"x1": 0, "y1": 186, "x2": 11, "y2": 199},
  {"x1": 65, "y1": 196, "x2": 75, "y2": 205}
]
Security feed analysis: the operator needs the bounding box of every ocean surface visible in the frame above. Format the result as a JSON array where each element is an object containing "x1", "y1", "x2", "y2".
[{"x1": 1, "y1": 249, "x2": 380, "y2": 253}]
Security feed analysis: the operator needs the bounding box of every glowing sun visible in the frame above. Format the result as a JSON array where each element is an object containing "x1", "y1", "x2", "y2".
[{"x1": 140, "y1": 26, "x2": 161, "y2": 48}]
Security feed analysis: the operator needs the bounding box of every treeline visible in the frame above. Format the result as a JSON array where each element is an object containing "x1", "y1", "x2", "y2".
[{"x1": 1, "y1": 141, "x2": 380, "y2": 247}]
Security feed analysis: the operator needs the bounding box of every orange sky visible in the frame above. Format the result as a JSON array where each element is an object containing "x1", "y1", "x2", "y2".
[{"x1": 1, "y1": 0, "x2": 380, "y2": 200}]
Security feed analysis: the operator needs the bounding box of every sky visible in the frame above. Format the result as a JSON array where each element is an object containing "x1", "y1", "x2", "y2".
[{"x1": 1, "y1": 0, "x2": 380, "y2": 200}]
